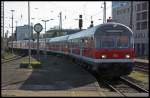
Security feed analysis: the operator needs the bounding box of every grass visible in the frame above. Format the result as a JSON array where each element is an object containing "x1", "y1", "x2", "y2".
[
  {"x1": 128, "y1": 71, "x2": 149, "y2": 83},
  {"x1": 20, "y1": 61, "x2": 41, "y2": 69},
  {"x1": 1, "y1": 51, "x2": 16, "y2": 59}
]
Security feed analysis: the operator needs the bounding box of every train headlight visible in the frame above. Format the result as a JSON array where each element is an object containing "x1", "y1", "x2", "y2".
[
  {"x1": 101, "y1": 55, "x2": 107, "y2": 59},
  {"x1": 125, "y1": 54, "x2": 130, "y2": 58}
]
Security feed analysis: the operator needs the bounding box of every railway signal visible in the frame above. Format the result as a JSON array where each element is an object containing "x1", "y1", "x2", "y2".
[
  {"x1": 90, "y1": 16, "x2": 93, "y2": 27},
  {"x1": 107, "y1": 17, "x2": 112, "y2": 22},
  {"x1": 79, "y1": 15, "x2": 83, "y2": 30}
]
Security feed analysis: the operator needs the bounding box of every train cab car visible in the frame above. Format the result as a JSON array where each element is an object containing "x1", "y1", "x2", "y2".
[
  {"x1": 9, "y1": 22, "x2": 134, "y2": 79},
  {"x1": 68, "y1": 22, "x2": 135, "y2": 78}
]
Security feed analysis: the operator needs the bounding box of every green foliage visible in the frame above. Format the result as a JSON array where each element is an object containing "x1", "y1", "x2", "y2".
[
  {"x1": 129, "y1": 71, "x2": 148, "y2": 83},
  {"x1": 2, "y1": 51, "x2": 16, "y2": 59},
  {"x1": 20, "y1": 61, "x2": 41, "y2": 69}
]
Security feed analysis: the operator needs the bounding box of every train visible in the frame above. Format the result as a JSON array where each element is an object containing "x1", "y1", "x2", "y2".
[{"x1": 8, "y1": 22, "x2": 135, "y2": 78}]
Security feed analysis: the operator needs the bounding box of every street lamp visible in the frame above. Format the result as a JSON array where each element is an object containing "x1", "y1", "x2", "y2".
[
  {"x1": 31, "y1": 18, "x2": 35, "y2": 40},
  {"x1": 10, "y1": 9, "x2": 15, "y2": 53},
  {"x1": 41, "y1": 19, "x2": 50, "y2": 58},
  {"x1": 28, "y1": 1, "x2": 31, "y2": 66},
  {"x1": 15, "y1": 21, "x2": 18, "y2": 41}
]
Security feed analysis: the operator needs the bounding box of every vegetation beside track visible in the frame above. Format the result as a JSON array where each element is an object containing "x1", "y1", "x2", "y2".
[
  {"x1": 128, "y1": 71, "x2": 148, "y2": 83},
  {"x1": 1, "y1": 51, "x2": 16, "y2": 60},
  {"x1": 125, "y1": 71, "x2": 149, "y2": 90},
  {"x1": 20, "y1": 56, "x2": 41, "y2": 69}
]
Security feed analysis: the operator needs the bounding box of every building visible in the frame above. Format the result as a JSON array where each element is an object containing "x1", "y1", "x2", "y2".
[
  {"x1": 1, "y1": 1, "x2": 4, "y2": 54},
  {"x1": 132, "y1": 1, "x2": 149, "y2": 57},
  {"x1": 112, "y1": 1, "x2": 149, "y2": 57},
  {"x1": 1, "y1": 1, "x2": 4, "y2": 38},
  {"x1": 112, "y1": 1, "x2": 129, "y2": 8},
  {"x1": 112, "y1": 1, "x2": 131, "y2": 27},
  {"x1": 15, "y1": 25, "x2": 33, "y2": 40}
]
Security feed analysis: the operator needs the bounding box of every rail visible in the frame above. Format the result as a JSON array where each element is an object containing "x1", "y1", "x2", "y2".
[
  {"x1": 2, "y1": 54, "x2": 26, "y2": 64},
  {"x1": 101, "y1": 77, "x2": 149, "y2": 97},
  {"x1": 134, "y1": 64, "x2": 149, "y2": 72}
]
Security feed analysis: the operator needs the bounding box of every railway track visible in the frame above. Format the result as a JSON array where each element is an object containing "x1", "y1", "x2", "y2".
[
  {"x1": 134, "y1": 64, "x2": 148, "y2": 72},
  {"x1": 99, "y1": 77, "x2": 148, "y2": 97},
  {"x1": 2, "y1": 54, "x2": 26, "y2": 64},
  {"x1": 56, "y1": 54, "x2": 149, "y2": 97},
  {"x1": 85, "y1": 66, "x2": 149, "y2": 97}
]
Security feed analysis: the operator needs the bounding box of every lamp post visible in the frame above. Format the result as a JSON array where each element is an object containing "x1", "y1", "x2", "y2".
[
  {"x1": 15, "y1": 21, "x2": 18, "y2": 41},
  {"x1": 28, "y1": 1, "x2": 31, "y2": 66},
  {"x1": 41, "y1": 19, "x2": 53, "y2": 58},
  {"x1": 31, "y1": 18, "x2": 35, "y2": 40},
  {"x1": 10, "y1": 9, "x2": 15, "y2": 53},
  {"x1": 103, "y1": 1, "x2": 106, "y2": 23}
]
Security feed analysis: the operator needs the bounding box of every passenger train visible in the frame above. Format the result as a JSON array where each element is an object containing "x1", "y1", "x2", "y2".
[{"x1": 9, "y1": 22, "x2": 135, "y2": 78}]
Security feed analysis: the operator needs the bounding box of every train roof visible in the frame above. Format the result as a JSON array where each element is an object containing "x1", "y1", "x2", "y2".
[
  {"x1": 13, "y1": 40, "x2": 32, "y2": 42},
  {"x1": 10, "y1": 23, "x2": 133, "y2": 43},
  {"x1": 46, "y1": 38, "x2": 51, "y2": 42},
  {"x1": 68, "y1": 25, "x2": 99, "y2": 40},
  {"x1": 49, "y1": 35, "x2": 69, "y2": 43},
  {"x1": 68, "y1": 22, "x2": 133, "y2": 40}
]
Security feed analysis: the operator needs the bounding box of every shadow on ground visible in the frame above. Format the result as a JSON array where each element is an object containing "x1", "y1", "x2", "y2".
[{"x1": 20, "y1": 53, "x2": 96, "y2": 91}]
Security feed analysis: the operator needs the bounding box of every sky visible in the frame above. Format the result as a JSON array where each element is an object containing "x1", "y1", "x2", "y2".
[{"x1": 4, "y1": 1, "x2": 112, "y2": 36}]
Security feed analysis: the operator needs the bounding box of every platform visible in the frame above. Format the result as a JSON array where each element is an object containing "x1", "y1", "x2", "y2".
[{"x1": 2, "y1": 55, "x2": 105, "y2": 96}]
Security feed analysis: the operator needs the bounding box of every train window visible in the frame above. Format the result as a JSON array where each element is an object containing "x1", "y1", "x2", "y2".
[
  {"x1": 101, "y1": 36, "x2": 115, "y2": 48},
  {"x1": 117, "y1": 36, "x2": 129, "y2": 48}
]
